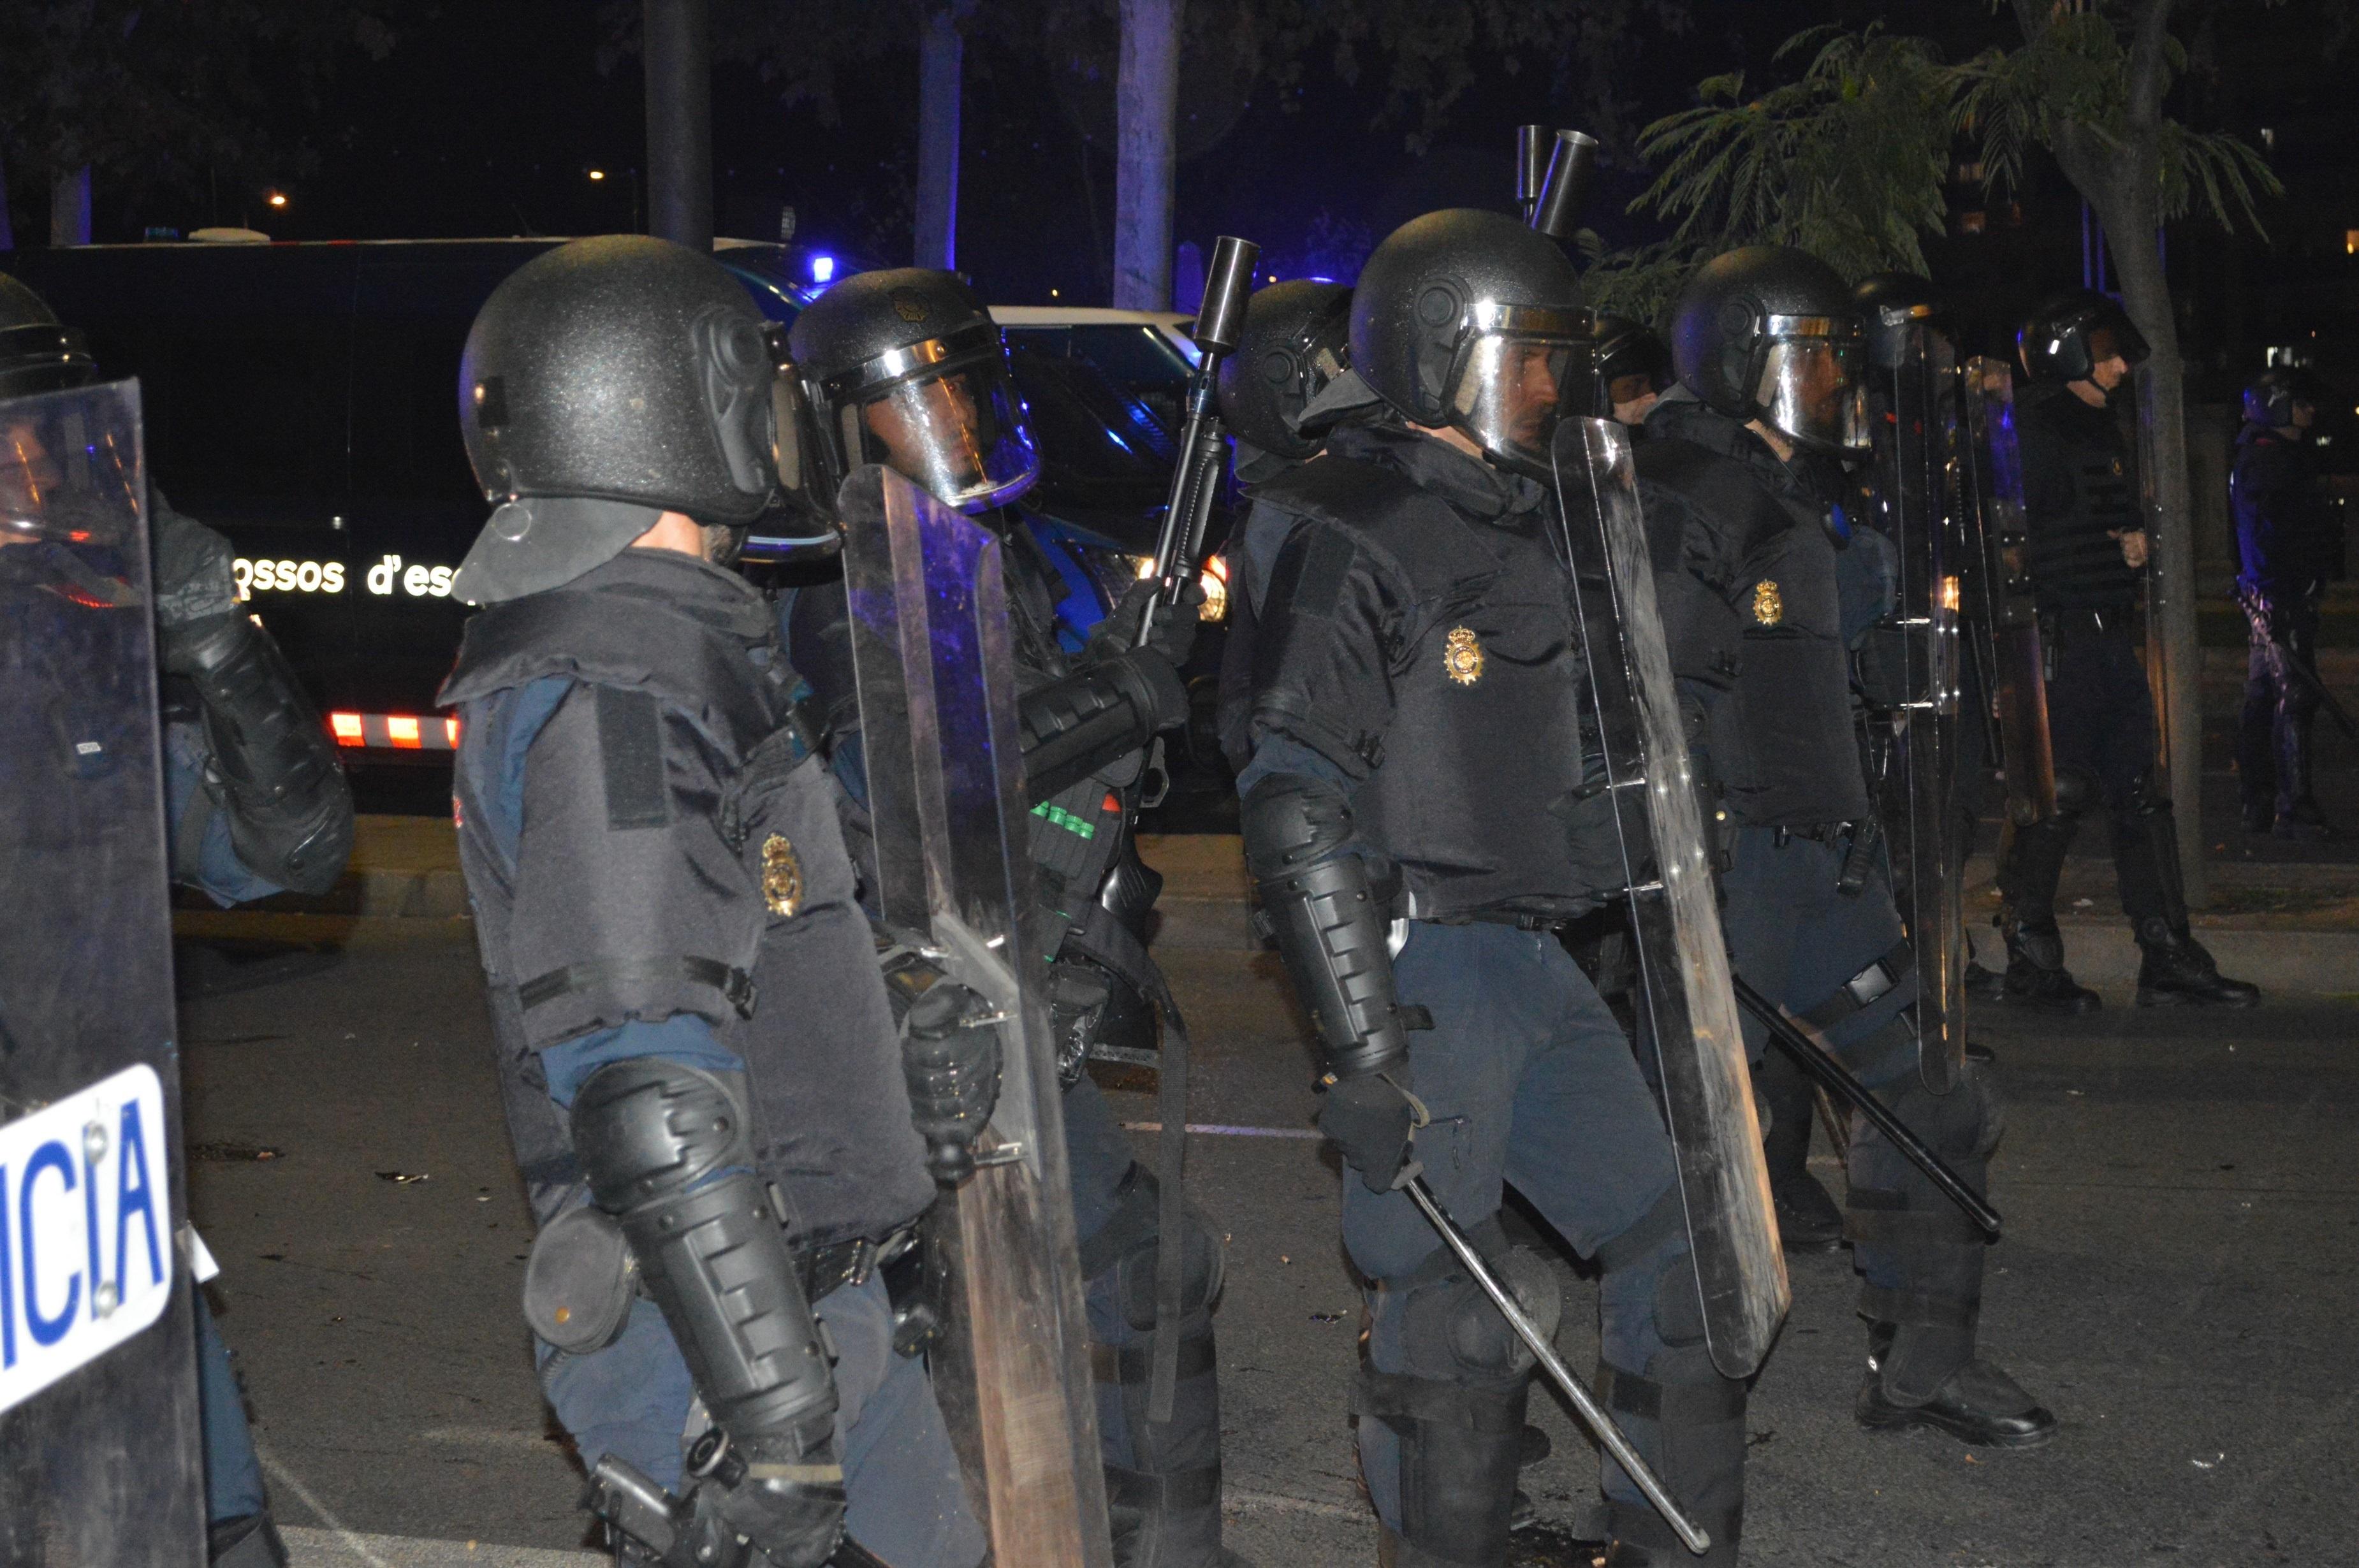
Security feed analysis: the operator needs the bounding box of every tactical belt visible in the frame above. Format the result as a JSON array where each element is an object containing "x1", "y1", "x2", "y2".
[
  {"x1": 1769, "y1": 821, "x2": 1856, "y2": 847},
  {"x1": 518, "y1": 955, "x2": 757, "y2": 1022},
  {"x1": 1799, "y1": 940, "x2": 1915, "y2": 1029},
  {"x1": 1593, "y1": 1360, "x2": 1746, "y2": 1426}
]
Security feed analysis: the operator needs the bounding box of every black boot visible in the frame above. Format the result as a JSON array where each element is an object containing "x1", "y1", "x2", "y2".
[
  {"x1": 1772, "y1": 1171, "x2": 1845, "y2": 1254},
  {"x1": 1755, "y1": 1053, "x2": 1842, "y2": 1252},
  {"x1": 1962, "y1": 957, "x2": 2007, "y2": 1001},
  {"x1": 2274, "y1": 708, "x2": 2335, "y2": 840},
  {"x1": 2135, "y1": 918, "x2": 2261, "y2": 1008},
  {"x1": 208, "y1": 1513, "x2": 289, "y2": 1568},
  {"x1": 1999, "y1": 917, "x2": 2100, "y2": 1014},
  {"x1": 1856, "y1": 1321, "x2": 2059, "y2": 1448}
]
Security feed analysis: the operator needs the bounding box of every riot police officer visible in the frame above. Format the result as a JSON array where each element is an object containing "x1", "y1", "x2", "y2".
[
  {"x1": 1236, "y1": 210, "x2": 1750, "y2": 1567},
  {"x1": 1595, "y1": 316, "x2": 1670, "y2": 429},
  {"x1": 1, "y1": 272, "x2": 356, "y2": 1568},
  {"x1": 783, "y1": 268, "x2": 1248, "y2": 1568},
  {"x1": 436, "y1": 236, "x2": 989, "y2": 1568},
  {"x1": 2001, "y1": 292, "x2": 2258, "y2": 1007},
  {"x1": 1638, "y1": 247, "x2": 2057, "y2": 1449},
  {"x1": 2231, "y1": 367, "x2": 2337, "y2": 838}
]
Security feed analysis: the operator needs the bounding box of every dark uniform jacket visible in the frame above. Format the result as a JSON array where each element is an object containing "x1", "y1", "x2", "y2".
[
  {"x1": 440, "y1": 549, "x2": 933, "y2": 1244},
  {"x1": 1239, "y1": 423, "x2": 1610, "y2": 923},
  {"x1": 2013, "y1": 382, "x2": 2142, "y2": 617},
  {"x1": 2230, "y1": 424, "x2": 2336, "y2": 602},
  {"x1": 1636, "y1": 394, "x2": 1871, "y2": 831}
]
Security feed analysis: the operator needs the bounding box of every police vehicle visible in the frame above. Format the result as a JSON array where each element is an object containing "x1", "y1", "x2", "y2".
[{"x1": 2, "y1": 236, "x2": 1229, "y2": 787}]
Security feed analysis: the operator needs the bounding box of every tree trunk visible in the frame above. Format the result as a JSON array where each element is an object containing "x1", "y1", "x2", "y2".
[
  {"x1": 1113, "y1": 0, "x2": 1183, "y2": 309},
  {"x1": 643, "y1": 0, "x2": 713, "y2": 249},
  {"x1": 0, "y1": 149, "x2": 14, "y2": 250},
  {"x1": 51, "y1": 165, "x2": 91, "y2": 246},
  {"x1": 913, "y1": 5, "x2": 965, "y2": 270}
]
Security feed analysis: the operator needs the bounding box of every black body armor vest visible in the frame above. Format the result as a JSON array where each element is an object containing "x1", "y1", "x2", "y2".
[
  {"x1": 2015, "y1": 383, "x2": 2142, "y2": 615},
  {"x1": 1248, "y1": 449, "x2": 1612, "y2": 922},
  {"x1": 442, "y1": 551, "x2": 933, "y2": 1241},
  {"x1": 1635, "y1": 435, "x2": 1871, "y2": 829}
]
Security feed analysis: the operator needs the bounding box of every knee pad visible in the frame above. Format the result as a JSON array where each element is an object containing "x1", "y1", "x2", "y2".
[
  {"x1": 2051, "y1": 769, "x2": 2098, "y2": 821},
  {"x1": 1111, "y1": 1201, "x2": 1225, "y2": 1333},
  {"x1": 1650, "y1": 1252, "x2": 1708, "y2": 1353},
  {"x1": 1885, "y1": 1061, "x2": 2003, "y2": 1164},
  {"x1": 1397, "y1": 1247, "x2": 1559, "y2": 1382},
  {"x1": 569, "y1": 1058, "x2": 751, "y2": 1210}
]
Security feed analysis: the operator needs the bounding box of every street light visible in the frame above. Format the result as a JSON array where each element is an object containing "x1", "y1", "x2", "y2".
[
  {"x1": 266, "y1": 191, "x2": 288, "y2": 208},
  {"x1": 587, "y1": 167, "x2": 642, "y2": 234}
]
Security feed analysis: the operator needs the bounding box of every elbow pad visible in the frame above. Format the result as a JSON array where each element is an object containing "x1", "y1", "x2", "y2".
[
  {"x1": 1241, "y1": 774, "x2": 1412, "y2": 1079},
  {"x1": 176, "y1": 611, "x2": 354, "y2": 895},
  {"x1": 1020, "y1": 650, "x2": 1188, "y2": 804}
]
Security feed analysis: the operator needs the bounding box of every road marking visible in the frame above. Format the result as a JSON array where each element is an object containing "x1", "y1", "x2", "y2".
[
  {"x1": 1120, "y1": 1121, "x2": 1325, "y2": 1140},
  {"x1": 279, "y1": 1527, "x2": 603, "y2": 1566},
  {"x1": 1224, "y1": 1486, "x2": 1370, "y2": 1521},
  {"x1": 256, "y1": 1445, "x2": 394, "y2": 1568},
  {"x1": 419, "y1": 1425, "x2": 569, "y2": 1450}
]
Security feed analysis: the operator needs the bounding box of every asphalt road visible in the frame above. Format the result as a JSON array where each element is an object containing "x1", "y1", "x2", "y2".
[{"x1": 179, "y1": 917, "x2": 2359, "y2": 1567}]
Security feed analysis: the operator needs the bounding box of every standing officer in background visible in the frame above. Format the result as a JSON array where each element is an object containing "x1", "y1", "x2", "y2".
[
  {"x1": 437, "y1": 236, "x2": 988, "y2": 1568},
  {"x1": 1595, "y1": 316, "x2": 1671, "y2": 430},
  {"x1": 1999, "y1": 293, "x2": 2258, "y2": 1009},
  {"x1": 783, "y1": 268, "x2": 1250, "y2": 1568},
  {"x1": 2231, "y1": 367, "x2": 2339, "y2": 839},
  {"x1": 2, "y1": 273, "x2": 355, "y2": 1568},
  {"x1": 1237, "y1": 210, "x2": 1753, "y2": 1568},
  {"x1": 1639, "y1": 247, "x2": 2056, "y2": 1449}
]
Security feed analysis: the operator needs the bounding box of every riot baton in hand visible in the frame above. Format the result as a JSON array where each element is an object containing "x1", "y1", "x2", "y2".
[
  {"x1": 1729, "y1": 976, "x2": 2002, "y2": 1239},
  {"x1": 1398, "y1": 1175, "x2": 1713, "y2": 1557},
  {"x1": 2233, "y1": 581, "x2": 2356, "y2": 738},
  {"x1": 1139, "y1": 235, "x2": 1260, "y2": 642}
]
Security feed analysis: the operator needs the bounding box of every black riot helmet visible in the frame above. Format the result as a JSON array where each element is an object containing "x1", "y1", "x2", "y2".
[
  {"x1": 452, "y1": 235, "x2": 829, "y2": 604},
  {"x1": 1853, "y1": 272, "x2": 1944, "y2": 370},
  {"x1": 1669, "y1": 245, "x2": 1869, "y2": 456},
  {"x1": 1350, "y1": 208, "x2": 1595, "y2": 474},
  {"x1": 1594, "y1": 314, "x2": 1670, "y2": 412},
  {"x1": 1216, "y1": 280, "x2": 1352, "y2": 463},
  {"x1": 0, "y1": 273, "x2": 100, "y2": 398},
  {"x1": 2241, "y1": 366, "x2": 2317, "y2": 430},
  {"x1": 2018, "y1": 289, "x2": 2150, "y2": 386},
  {"x1": 789, "y1": 266, "x2": 1039, "y2": 514}
]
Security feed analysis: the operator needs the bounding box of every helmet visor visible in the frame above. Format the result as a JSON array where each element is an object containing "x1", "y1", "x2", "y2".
[
  {"x1": 838, "y1": 348, "x2": 1039, "y2": 514},
  {"x1": 1755, "y1": 331, "x2": 1869, "y2": 454},
  {"x1": 743, "y1": 353, "x2": 842, "y2": 562},
  {"x1": 1448, "y1": 318, "x2": 1595, "y2": 473}
]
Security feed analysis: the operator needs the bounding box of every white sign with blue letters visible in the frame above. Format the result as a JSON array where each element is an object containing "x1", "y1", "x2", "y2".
[{"x1": 0, "y1": 1063, "x2": 175, "y2": 1416}]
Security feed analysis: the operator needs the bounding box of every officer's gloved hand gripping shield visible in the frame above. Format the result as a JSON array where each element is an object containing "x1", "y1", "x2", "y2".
[
  {"x1": 1548, "y1": 416, "x2": 1790, "y2": 1379},
  {"x1": 0, "y1": 378, "x2": 206, "y2": 1564},
  {"x1": 842, "y1": 464, "x2": 1113, "y2": 1567}
]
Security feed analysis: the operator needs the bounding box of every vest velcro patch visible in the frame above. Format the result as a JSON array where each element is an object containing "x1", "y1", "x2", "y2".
[{"x1": 594, "y1": 686, "x2": 670, "y2": 830}]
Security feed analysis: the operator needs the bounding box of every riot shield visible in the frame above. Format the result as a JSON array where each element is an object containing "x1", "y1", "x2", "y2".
[
  {"x1": 843, "y1": 467, "x2": 1114, "y2": 1568},
  {"x1": 0, "y1": 379, "x2": 206, "y2": 1564},
  {"x1": 1549, "y1": 417, "x2": 1789, "y2": 1379},
  {"x1": 1859, "y1": 318, "x2": 1967, "y2": 1093},
  {"x1": 1959, "y1": 358, "x2": 2057, "y2": 832}
]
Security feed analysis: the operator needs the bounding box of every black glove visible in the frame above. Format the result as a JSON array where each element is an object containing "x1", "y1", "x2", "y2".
[
  {"x1": 149, "y1": 499, "x2": 242, "y2": 678},
  {"x1": 900, "y1": 976, "x2": 1005, "y2": 1186},
  {"x1": 1318, "y1": 1069, "x2": 1422, "y2": 1194},
  {"x1": 1089, "y1": 576, "x2": 1206, "y2": 671}
]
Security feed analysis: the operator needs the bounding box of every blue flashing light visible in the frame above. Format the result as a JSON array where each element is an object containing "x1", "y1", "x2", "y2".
[{"x1": 810, "y1": 253, "x2": 836, "y2": 284}]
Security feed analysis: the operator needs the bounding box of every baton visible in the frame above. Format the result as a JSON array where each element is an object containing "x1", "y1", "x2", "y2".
[
  {"x1": 1730, "y1": 976, "x2": 2002, "y2": 1239},
  {"x1": 1399, "y1": 1175, "x2": 1712, "y2": 1557},
  {"x1": 2233, "y1": 583, "x2": 2356, "y2": 738}
]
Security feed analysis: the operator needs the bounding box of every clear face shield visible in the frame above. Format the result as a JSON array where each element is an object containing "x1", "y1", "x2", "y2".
[
  {"x1": 1445, "y1": 303, "x2": 1596, "y2": 474},
  {"x1": 823, "y1": 324, "x2": 1041, "y2": 514},
  {"x1": 741, "y1": 340, "x2": 843, "y2": 562},
  {"x1": 1754, "y1": 317, "x2": 1869, "y2": 455}
]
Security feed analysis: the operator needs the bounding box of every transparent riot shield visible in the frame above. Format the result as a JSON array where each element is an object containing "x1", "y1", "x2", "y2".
[
  {"x1": 1549, "y1": 417, "x2": 1789, "y2": 1379},
  {"x1": 1959, "y1": 358, "x2": 2057, "y2": 834},
  {"x1": 0, "y1": 379, "x2": 206, "y2": 1565},
  {"x1": 1860, "y1": 324, "x2": 1967, "y2": 1093},
  {"x1": 843, "y1": 467, "x2": 1114, "y2": 1568}
]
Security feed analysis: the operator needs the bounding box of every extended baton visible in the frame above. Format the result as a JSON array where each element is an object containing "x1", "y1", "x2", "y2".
[
  {"x1": 1399, "y1": 1175, "x2": 1712, "y2": 1557},
  {"x1": 1730, "y1": 976, "x2": 2002, "y2": 1239}
]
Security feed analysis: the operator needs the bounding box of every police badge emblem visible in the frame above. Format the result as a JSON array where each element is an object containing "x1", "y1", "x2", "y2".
[
  {"x1": 1751, "y1": 579, "x2": 1783, "y2": 627},
  {"x1": 761, "y1": 834, "x2": 803, "y2": 917},
  {"x1": 1443, "y1": 626, "x2": 1484, "y2": 686}
]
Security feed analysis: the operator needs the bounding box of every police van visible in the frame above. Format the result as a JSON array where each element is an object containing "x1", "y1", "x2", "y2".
[{"x1": 1, "y1": 236, "x2": 1221, "y2": 783}]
